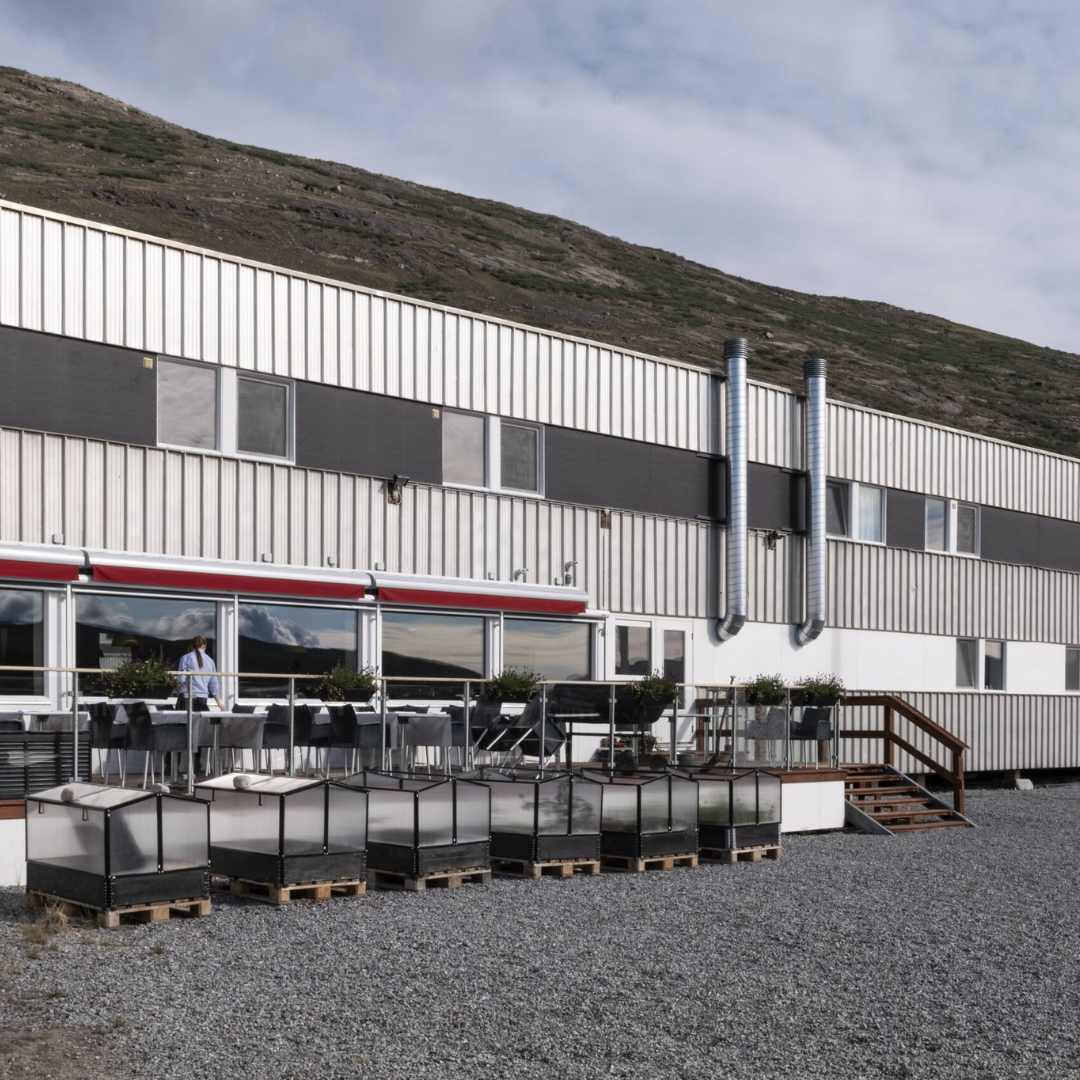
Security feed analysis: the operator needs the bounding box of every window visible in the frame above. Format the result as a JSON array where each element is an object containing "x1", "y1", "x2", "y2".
[
  {"x1": 956, "y1": 503, "x2": 980, "y2": 555},
  {"x1": 442, "y1": 411, "x2": 544, "y2": 495},
  {"x1": 503, "y1": 618, "x2": 591, "y2": 681},
  {"x1": 0, "y1": 588, "x2": 44, "y2": 696},
  {"x1": 615, "y1": 625, "x2": 651, "y2": 676},
  {"x1": 75, "y1": 593, "x2": 216, "y2": 676},
  {"x1": 925, "y1": 498, "x2": 948, "y2": 551},
  {"x1": 237, "y1": 376, "x2": 291, "y2": 459},
  {"x1": 158, "y1": 359, "x2": 218, "y2": 450},
  {"x1": 238, "y1": 603, "x2": 357, "y2": 698},
  {"x1": 382, "y1": 610, "x2": 485, "y2": 697},
  {"x1": 956, "y1": 638, "x2": 978, "y2": 689},
  {"x1": 984, "y1": 640, "x2": 1005, "y2": 691},
  {"x1": 157, "y1": 359, "x2": 293, "y2": 461},
  {"x1": 827, "y1": 480, "x2": 884, "y2": 542},
  {"x1": 1067, "y1": 648, "x2": 1080, "y2": 692},
  {"x1": 663, "y1": 630, "x2": 685, "y2": 684}
]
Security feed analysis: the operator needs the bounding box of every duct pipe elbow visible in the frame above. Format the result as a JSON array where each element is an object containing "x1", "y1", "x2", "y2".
[
  {"x1": 795, "y1": 617, "x2": 825, "y2": 646},
  {"x1": 717, "y1": 613, "x2": 746, "y2": 641}
]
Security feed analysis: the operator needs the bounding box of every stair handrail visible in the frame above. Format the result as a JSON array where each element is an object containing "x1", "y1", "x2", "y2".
[{"x1": 839, "y1": 693, "x2": 968, "y2": 815}]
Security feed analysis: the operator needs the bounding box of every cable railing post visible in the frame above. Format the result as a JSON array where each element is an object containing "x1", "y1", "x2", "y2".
[
  {"x1": 539, "y1": 683, "x2": 547, "y2": 778},
  {"x1": 608, "y1": 683, "x2": 616, "y2": 771},
  {"x1": 185, "y1": 673, "x2": 195, "y2": 796},
  {"x1": 70, "y1": 668, "x2": 81, "y2": 783},
  {"x1": 287, "y1": 676, "x2": 296, "y2": 778},
  {"x1": 463, "y1": 681, "x2": 471, "y2": 771},
  {"x1": 380, "y1": 681, "x2": 389, "y2": 771}
]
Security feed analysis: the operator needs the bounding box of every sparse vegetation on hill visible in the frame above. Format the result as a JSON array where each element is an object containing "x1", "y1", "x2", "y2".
[{"x1": 1, "y1": 66, "x2": 1077, "y2": 454}]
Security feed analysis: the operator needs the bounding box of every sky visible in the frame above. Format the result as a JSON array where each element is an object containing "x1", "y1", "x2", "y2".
[{"x1": 1, "y1": 0, "x2": 1077, "y2": 354}]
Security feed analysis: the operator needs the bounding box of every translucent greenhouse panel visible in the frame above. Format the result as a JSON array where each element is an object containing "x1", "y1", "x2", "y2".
[
  {"x1": 210, "y1": 789, "x2": 281, "y2": 854},
  {"x1": 670, "y1": 779, "x2": 699, "y2": 833},
  {"x1": 696, "y1": 778, "x2": 732, "y2": 827},
  {"x1": 455, "y1": 784, "x2": 490, "y2": 845},
  {"x1": 109, "y1": 798, "x2": 159, "y2": 876},
  {"x1": 570, "y1": 781, "x2": 603, "y2": 835},
  {"x1": 638, "y1": 781, "x2": 669, "y2": 835},
  {"x1": 535, "y1": 776, "x2": 570, "y2": 836},
  {"x1": 732, "y1": 774, "x2": 758, "y2": 826},
  {"x1": 326, "y1": 785, "x2": 367, "y2": 852},
  {"x1": 160, "y1": 798, "x2": 209, "y2": 871},
  {"x1": 26, "y1": 800, "x2": 106, "y2": 875},
  {"x1": 366, "y1": 788, "x2": 416, "y2": 847},
  {"x1": 361, "y1": 772, "x2": 403, "y2": 790},
  {"x1": 600, "y1": 783, "x2": 638, "y2": 833},
  {"x1": 757, "y1": 774, "x2": 782, "y2": 824},
  {"x1": 283, "y1": 785, "x2": 327, "y2": 856},
  {"x1": 416, "y1": 784, "x2": 454, "y2": 848},
  {"x1": 488, "y1": 782, "x2": 535, "y2": 835}
]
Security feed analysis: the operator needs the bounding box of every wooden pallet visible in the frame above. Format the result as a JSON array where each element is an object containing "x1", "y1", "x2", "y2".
[
  {"x1": 600, "y1": 852, "x2": 698, "y2": 873},
  {"x1": 491, "y1": 857, "x2": 601, "y2": 880},
  {"x1": 369, "y1": 866, "x2": 491, "y2": 892},
  {"x1": 701, "y1": 844, "x2": 782, "y2": 864},
  {"x1": 27, "y1": 889, "x2": 210, "y2": 929},
  {"x1": 222, "y1": 876, "x2": 365, "y2": 905}
]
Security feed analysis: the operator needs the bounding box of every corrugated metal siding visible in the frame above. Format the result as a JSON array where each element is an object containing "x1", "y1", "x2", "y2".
[
  {"x1": 0, "y1": 202, "x2": 716, "y2": 453},
  {"x1": 840, "y1": 692, "x2": 1080, "y2": 774},
  {"x1": 746, "y1": 529, "x2": 798, "y2": 624},
  {"x1": 0, "y1": 425, "x2": 710, "y2": 619},
  {"x1": 746, "y1": 382, "x2": 802, "y2": 470}
]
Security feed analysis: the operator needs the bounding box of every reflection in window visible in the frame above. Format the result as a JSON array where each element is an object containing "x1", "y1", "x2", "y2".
[
  {"x1": 925, "y1": 498, "x2": 947, "y2": 551},
  {"x1": 442, "y1": 411, "x2": 486, "y2": 487},
  {"x1": 158, "y1": 359, "x2": 218, "y2": 450},
  {"x1": 956, "y1": 638, "x2": 977, "y2": 689},
  {"x1": 1067, "y1": 648, "x2": 1080, "y2": 692},
  {"x1": 826, "y1": 481, "x2": 849, "y2": 537},
  {"x1": 503, "y1": 619, "x2": 591, "y2": 681},
  {"x1": 382, "y1": 611, "x2": 485, "y2": 698},
  {"x1": 856, "y1": 484, "x2": 884, "y2": 543},
  {"x1": 615, "y1": 625, "x2": 651, "y2": 676},
  {"x1": 957, "y1": 503, "x2": 979, "y2": 555},
  {"x1": 984, "y1": 639, "x2": 1004, "y2": 691},
  {"x1": 76, "y1": 593, "x2": 216, "y2": 684},
  {"x1": 663, "y1": 630, "x2": 685, "y2": 684},
  {"x1": 0, "y1": 589, "x2": 44, "y2": 696},
  {"x1": 501, "y1": 422, "x2": 541, "y2": 493},
  {"x1": 238, "y1": 376, "x2": 290, "y2": 459},
  {"x1": 239, "y1": 603, "x2": 357, "y2": 698}
]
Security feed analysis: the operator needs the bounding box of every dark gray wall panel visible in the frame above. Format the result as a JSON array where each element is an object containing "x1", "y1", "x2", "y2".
[
  {"x1": 1037, "y1": 517, "x2": 1080, "y2": 573},
  {"x1": 0, "y1": 326, "x2": 156, "y2": 445},
  {"x1": 886, "y1": 489, "x2": 926, "y2": 551},
  {"x1": 748, "y1": 463, "x2": 801, "y2": 531},
  {"x1": 295, "y1": 382, "x2": 442, "y2": 483},
  {"x1": 545, "y1": 428, "x2": 718, "y2": 519},
  {"x1": 981, "y1": 506, "x2": 1040, "y2": 566}
]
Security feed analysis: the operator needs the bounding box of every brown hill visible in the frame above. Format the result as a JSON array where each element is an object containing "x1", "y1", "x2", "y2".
[{"x1": 1, "y1": 65, "x2": 1077, "y2": 455}]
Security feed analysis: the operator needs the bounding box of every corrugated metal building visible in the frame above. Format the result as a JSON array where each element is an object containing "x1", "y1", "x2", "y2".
[{"x1": 1, "y1": 197, "x2": 1078, "y2": 774}]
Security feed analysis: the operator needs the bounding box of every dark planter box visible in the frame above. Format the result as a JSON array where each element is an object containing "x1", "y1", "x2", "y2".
[
  {"x1": 342, "y1": 689, "x2": 376, "y2": 703},
  {"x1": 209, "y1": 846, "x2": 366, "y2": 887}
]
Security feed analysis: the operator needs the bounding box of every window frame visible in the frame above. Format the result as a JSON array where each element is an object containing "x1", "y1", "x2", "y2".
[
  {"x1": 955, "y1": 637, "x2": 979, "y2": 689},
  {"x1": 925, "y1": 496, "x2": 949, "y2": 552},
  {"x1": 502, "y1": 614, "x2": 595, "y2": 682},
  {"x1": 956, "y1": 637, "x2": 1007, "y2": 691},
  {"x1": 613, "y1": 621, "x2": 654, "y2": 679},
  {"x1": 1066, "y1": 646, "x2": 1080, "y2": 693},
  {"x1": 825, "y1": 479, "x2": 886, "y2": 545},
  {"x1": 156, "y1": 356, "x2": 222, "y2": 453},
  {"x1": 952, "y1": 501, "x2": 981, "y2": 558},
  {"x1": 233, "y1": 371, "x2": 295, "y2": 463},
  {"x1": 441, "y1": 410, "x2": 545, "y2": 498}
]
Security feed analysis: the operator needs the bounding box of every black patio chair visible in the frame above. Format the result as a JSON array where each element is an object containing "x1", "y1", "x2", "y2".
[
  {"x1": 790, "y1": 707, "x2": 833, "y2": 767},
  {"x1": 88, "y1": 701, "x2": 126, "y2": 785},
  {"x1": 261, "y1": 704, "x2": 326, "y2": 775},
  {"x1": 123, "y1": 701, "x2": 187, "y2": 788}
]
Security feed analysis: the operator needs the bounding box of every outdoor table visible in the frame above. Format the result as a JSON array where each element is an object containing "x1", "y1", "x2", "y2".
[
  {"x1": 152, "y1": 710, "x2": 266, "y2": 774},
  {"x1": 29, "y1": 711, "x2": 91, "y2": 732}
]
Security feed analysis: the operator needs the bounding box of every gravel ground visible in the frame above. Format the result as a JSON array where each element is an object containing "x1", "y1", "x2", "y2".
[{"x1": 1, "y1": 784, "x2": 1078, "y2": 1080}]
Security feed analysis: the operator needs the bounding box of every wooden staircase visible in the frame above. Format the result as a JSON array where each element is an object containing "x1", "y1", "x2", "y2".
[{"x1": 844, "y1": 765, "x2": 973, "y2": 834}]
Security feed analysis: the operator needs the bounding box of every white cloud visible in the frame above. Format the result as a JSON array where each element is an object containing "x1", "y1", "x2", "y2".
[{"x1": 1, "y1": 0, "x2": 1077, "y2": 352}]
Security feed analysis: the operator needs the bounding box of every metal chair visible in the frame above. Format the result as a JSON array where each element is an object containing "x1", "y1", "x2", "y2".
[
  {"x1": 0, "y1": 711, "x2": 25, "y2": 733},
  {"x1": 260, "y1": 704, "x2": 325, "y2": 774},
  {"x1": 123, "y1": 701, "x2": 187, "y2": 788},
  {"x1": 790, "y1": 707, "x2": 833, "y2": 767},
  {"x1": 401, "y1": 714, "x2": 453, "y2": 775},
  {"x1": 88, "y1": 701, "x2": 126, "y2": 785}
]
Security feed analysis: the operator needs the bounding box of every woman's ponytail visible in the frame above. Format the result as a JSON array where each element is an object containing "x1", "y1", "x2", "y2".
[{"x1": 192, "y1": 635, "x2": 207, "y2": 669}]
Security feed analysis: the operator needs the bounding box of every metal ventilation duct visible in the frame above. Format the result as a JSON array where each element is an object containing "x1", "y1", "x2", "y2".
[
  {"x1": 717, "y1": 338, "x2": 748, "y2": 641},
  {"x1": 796, "y1": 357, "x2": 827, "y2": 645}
]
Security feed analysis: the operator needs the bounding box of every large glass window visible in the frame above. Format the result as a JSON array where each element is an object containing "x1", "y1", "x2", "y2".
[
  {"x1": 504, "y1": 619, "x2": 591, "y2": 681},
  {"x1": 856, "y1": 484, "x2": 884, "y2": 543},
  {"x1": 984, "y1": 640, "x2": 1005, "y2": 691},
  {"x1": 615, "y1": 625, "x2": 651, "y2": 677},
  {"x1": 75, "y1": 593, "x2": 216, "y2": 681},
  {"x1": 956, "y1": 503, "x2": 980, "y2": 555},
  {"x1": 239, "y1": 603, "x2": 358, "y2": 698},
  {"x1": 956, "y1": 639, "x2": 978, "y2": 689},
  {"x1": 382, "y1": 610, "x2": 485, "y2": 698},
  {"x1": 442, "y1": 411, "x2": 486, "y2": 487},
  {"x1": 238, "y1": 376, "x2": 290, "y2": 459},
  {"x1": 1067, "y1": 648, "x2": 1080, "y2": 692},
  {"x1": 158, "y1": 359, "x2": 218, "y2": 450},
  {"x1": 826, "y1": 481, "x2": 849, "y2": 537},
  {"x1": 925, "y1": 498, "x2": 947, "y2": 551},
  {"x1": 501, "y1": 422, "x2": 541, "y2": 493},
  {"x1": 0, "y1": 588, "x2": 44, "y2": 696}
]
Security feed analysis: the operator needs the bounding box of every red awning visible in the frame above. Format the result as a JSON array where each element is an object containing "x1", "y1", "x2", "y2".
[
  {"x1": 0, "y1": 558, "x2": 81, "y2": 583},
  {"x1": 92, "y1": 565, "x2": 365, "y2": 600},
  {"x1": 377, "y1": 586, "x2": 586, "y2": 615}
]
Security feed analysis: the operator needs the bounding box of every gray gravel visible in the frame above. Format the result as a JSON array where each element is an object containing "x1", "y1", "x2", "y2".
[{"x1": 1, "y1": 784, "x2": 1078, "y2": 1080}]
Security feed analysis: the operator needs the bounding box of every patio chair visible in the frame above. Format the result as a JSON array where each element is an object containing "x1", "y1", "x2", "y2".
[
  {"x1": 261, "y1": 704, "x2": 326, "y2": 774},
  {"x1": 88, "y1": 701, "x2": 126, "y2": 784},
  {"x1": 124, "y1": 701, "x2": 187, "y2": 788},
  {"x1": 401, "y1": 714, "x2": 453, "y2": 775},
  {"x1": 0, "y1": 711, "x2": 25, "y2": 733},
  {"x1": 790, "y1": 707, "x2": 833, "y2": 767}
]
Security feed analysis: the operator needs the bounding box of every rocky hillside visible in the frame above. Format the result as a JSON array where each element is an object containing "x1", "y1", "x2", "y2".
[{"x1": 1, "y1": 66, "x2": 1077, "y2": 455}]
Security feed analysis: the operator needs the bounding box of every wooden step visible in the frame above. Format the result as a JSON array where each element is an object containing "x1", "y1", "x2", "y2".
[
  {"x1": 854, "y1": 798, "x2": 938, "y2": 810},
  {"x1": 863, "y1": 807, "x2": 953, "y2": 821},
  {"x1": 889, "y1": 820, "x2": 971, "y2": 832},
  {"x1": 847, "y1": 783, "x2": 919, "y2": 795}
]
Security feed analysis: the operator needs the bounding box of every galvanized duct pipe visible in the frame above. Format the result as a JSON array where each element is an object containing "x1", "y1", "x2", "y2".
[
  {"x1": 796, "y1": 357, "x2": 827, "y2": 645},
  {"x1": 717, "y1": 338, "x2": 748, "y2": 641}
]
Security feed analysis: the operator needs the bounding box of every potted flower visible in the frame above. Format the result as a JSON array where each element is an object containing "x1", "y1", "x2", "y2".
[
  {"x1": 744, "y1": 673, "x2": 786, "y2": 706},
  {"x1": 792, "y1": 673, "x2": 844, "y2": 707},
  {"x1": 616, "y1": 670, "x2": 678, "y2": 726},
  {"x1": 315, "y1": 664, "x2": 378, "y2": 703},
  {"x1": 95, "y1": 656, "x2": 178, "y2": 701},
  {"x1": 484, "y1": 667, "x2": 541, "y2": 704}
]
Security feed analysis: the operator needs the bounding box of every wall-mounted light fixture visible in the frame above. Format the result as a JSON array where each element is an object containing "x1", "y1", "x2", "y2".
[
  {"x1": 766, "y1": 530, "x2": 783, "y2": 552},
  {"x1": 561, "y1": 560, "x2": 577, "y2": 586},
  {"x1": 387, "y1": 475, "x2": 410, "y2": 505},
  {"x1": 513, "y1": 567, "x2": 529, "y2": 581},
  {"x1": 261, "y1": 552, "x2": 273, "y2": 562}
]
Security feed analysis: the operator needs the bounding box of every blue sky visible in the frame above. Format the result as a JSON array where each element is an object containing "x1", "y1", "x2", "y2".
[{"x1": 2, "y1": 0, "x2": 1077, "y2": 353}]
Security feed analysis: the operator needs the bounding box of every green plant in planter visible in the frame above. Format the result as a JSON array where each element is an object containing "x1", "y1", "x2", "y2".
[
  {"x1": 485, "y1": 667, "x2": 541, "y2": 703},
  {"x1": 315, "y1": 664, "x2": 378, "y2": 702},
  {"x1": 744, "y1": 673, "x2": 786, "y2": 706},
  {"x1": 792, "y1": 673, "x2": 845, "y2": 706},
  {"x1": 630, "y1": 671, "x2": 679, "y2": 701},
  {"x1": 94, "y1": 656, "x2": 178, "y2": 699}
]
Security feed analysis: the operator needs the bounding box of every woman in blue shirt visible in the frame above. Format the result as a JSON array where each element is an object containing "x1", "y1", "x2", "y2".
[{"x1": 176, "y1": 636, "x2": 225, "y2": 713}]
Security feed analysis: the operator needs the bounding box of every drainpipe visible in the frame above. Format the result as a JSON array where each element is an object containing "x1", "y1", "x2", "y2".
[
  {"x1": 717, "y1": 338, "x2": 747, "y2": 641},
  {"x1": 796, "y1": 357, "x2": 827, "y2": 645}
]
